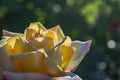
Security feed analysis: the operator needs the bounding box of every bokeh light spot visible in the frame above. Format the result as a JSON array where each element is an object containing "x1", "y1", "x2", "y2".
[
  {"x1": 52, "y1": 4, "x2": 61, "y2": 13},
  {"x1": 98, "y1": 62, "x2": 107, "y2": 70},
  {"x1": 26, "y1": 2, "x2": 34, "y2": 10},
  {"x1": 66, "y1": 0, "x2": 75, "y2": 7},
  {"x1": 0, "y1": 6, "x2": 7, "y2": 19},
  {"x1": 107, "y1": 40, "x2": 116, "y2": 49}
]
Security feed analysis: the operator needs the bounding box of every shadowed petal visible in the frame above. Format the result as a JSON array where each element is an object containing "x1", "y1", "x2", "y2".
[
  {"x1": 0, "y1": 39, "x2": 20, "y2": 71},
  {"x1": 2, "y1": 71, "x2": 50, "y2": 80},
  {"x1": 45, "y1": 57, "x2": 65, "y2": 77},
  {"x1": 64, "y1": 40, "x2": 91, "y2": 72}
]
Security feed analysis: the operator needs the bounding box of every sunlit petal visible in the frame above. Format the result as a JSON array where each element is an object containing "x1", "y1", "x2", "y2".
[
  {"x1": 29, "y1": 36, "x2": 54, "y2": 52},
  {"x1": 60, "y1": 36, "x2": 74, "y2": 69},
  {"x1": 24, "y1": 22, "x2": 47, "y2": 40},
  {"x1": 28, "y1": 22, "x2": 47, "y2": 31},
  {"x1": 49, "y1": 25, "x2": 65, "y2": 42},
  {"x1": 6, "y1": 36, "x2": 33, "y2": 55},
  {"x1": 51, "y1": 72, "x2": 82, "y2": 80},
  {"x1": 64, "y1": 40, "x2": 91, "y2": 72},
  {"x1": 11, "y1": 50, "x2": 48, "y2": 74},
  {"x1": 45, "y1": 30, "x2": 58, "y2": 45},
  {"x1": 48, "y1": 37, "x2": 68, "y2": 66},
  {"x1": 11, "y1": 49, "x2": 65, "y2": 77}
]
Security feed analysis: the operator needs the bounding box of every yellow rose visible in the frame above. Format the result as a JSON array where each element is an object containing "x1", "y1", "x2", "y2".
[{"x1": 0, "y1": 22, "x2": 91, "y2": 79}]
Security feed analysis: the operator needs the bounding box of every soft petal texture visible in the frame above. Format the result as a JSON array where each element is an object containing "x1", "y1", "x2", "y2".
[
  {"x1": 2, "y1": 71, "x2": 50, "y2": 80},
  {"x1": 47, "y1": 37, "x2": 68, "y2": 65},
  {"x1": 51, "y1": 72, "x2": 82, "y2": 80},
  {"x1": 28, "y1": 36, "x2": 54, "y2": 52},
  {"x1": 2, "y1": 30, "x2": 22, "y2": 39},
  {"x1": 24, "y1": 22, "x2": 46, "y2": 40},
  {"x1": 64, "y1": 40, "x2": 91, "y2": 72},
  {"x1": 49, "y1": 25, "x2": 65, "y2": 42},
  {"x1": 45, "y1": 30, "x2": 58, "y2": 45},
  {"x1": 45, "y1": 57, "x2": 65, "y2": 77},
  {"x1": 6, "y1": 36, "x2": 33, "y2": 54},
  {"x1": 0, "y1": 39, "x2": 20, "y2": 71},
  {"x1": 28, "y1": 22, "x2": 46, "y2": 31},
  {"x1": 11, "y1": 49, "x2": 65, "y2": 77},
  {"x1": 48, "y1": 47, "x2": 62, "y2": 65},
  {"x1": 60, "y1": 46, "x2": 74, "y2": 70},
  {"x1": 0, "y1": 22, "x2": 91, "y2": 79},
  {"x1": 11, "y1": 51, "x2": 48, "y2": 74},
  {"x1": 60, "y1": 36, "x2": 74, "y2": 69}
]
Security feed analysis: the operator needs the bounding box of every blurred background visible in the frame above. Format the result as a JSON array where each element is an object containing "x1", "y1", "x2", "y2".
[{"x1": 0, "y1": 0, "x2": 120, "y2": 80}]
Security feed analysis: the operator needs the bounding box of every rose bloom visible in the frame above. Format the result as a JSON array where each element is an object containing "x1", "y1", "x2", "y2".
[{"x1": 0, "y1": 22, "x2": 91, "y2": 80}]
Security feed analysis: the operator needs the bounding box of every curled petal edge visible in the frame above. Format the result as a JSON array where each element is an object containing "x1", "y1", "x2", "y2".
[{"x1": 64, "y1": 40, "x2": 91, "y2": 72}]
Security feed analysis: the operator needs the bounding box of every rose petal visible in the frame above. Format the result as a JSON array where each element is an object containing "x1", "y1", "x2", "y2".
[
  {"x1": 2, "y1": 71, "x2": 50, "y2": 80},
  {"x1": 51, "y1": 72, "x2": 82, "y2": 80},
  {"x1": 11, "y1": 51, "x2": 48, "y2": 74},
  {"x1": 60, "y1": 45, "x2": 74, "y2": 70},
  {"x1": 0, "y1": 39, "x2": 19, "y2": 71},
  {"x1": 6, "y1": 36, "x2": 33, "y2": 54},
  {"x1": 45, "y1": 30, "x2": 58, "y2": 45},
  {"x1": 11, "y1": 50, "x2": 65, "y2": 77},
  {"x1": 29, "y1": 36, "x2": 54, "y2": 52},
  {"x1": 49, "y1": 47, "x2": 62, "y2": 65},
  {"x1": 64, "y1": 40, "x2": 91, "y2": 72},
  {"x1": 2, "y1": 30, "x2": 22, "y2": 37},
  {"x1": 24, "y1": 22, "x2": 47, "y2": 40},
  {"x1": 28, "y1": 22, "x2": 47, "y2": 31},
  {"x1": 60, "y1": 36, "x2": 74, "y2": 69},
  {"x1": 45, "y1": 57, "x2": 65, "y2": 77},
  {"x1": 48, "y1": 37, "x2": 69, "y2": 66},
  {"x1": 49, "y1": 25, "x2": 65, "y2": 42},
  {"x1": 24, "y1": 28, "x2": 36, "y2": 41}
]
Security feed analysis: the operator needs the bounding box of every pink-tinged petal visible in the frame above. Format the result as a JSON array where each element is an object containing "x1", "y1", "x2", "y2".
[
  {"x1": 2, "y1": 30, "x2": 22, "y2": 37},
  {"x1": 2, "y1": 71, "x2": 50, "y2": 80},
  {"x1": 64, "y1": 40, "x2": 91, "y2": 72},
  {"x1": 51, "y1": 72, "x2": 82, "y2": 80},
  {"x1": 0, "y1": 67, "x2": 4, "y2": 79}
]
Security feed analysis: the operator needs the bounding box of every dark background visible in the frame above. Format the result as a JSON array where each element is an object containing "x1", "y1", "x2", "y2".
[{"x1": 0, "y1": 0, "x2": 120, "y2": 80}]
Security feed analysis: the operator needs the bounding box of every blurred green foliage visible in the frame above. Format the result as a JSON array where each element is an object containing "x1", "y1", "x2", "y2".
[{"x1": 0, "y1": 0, "x2": 120, "y2": 80}]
